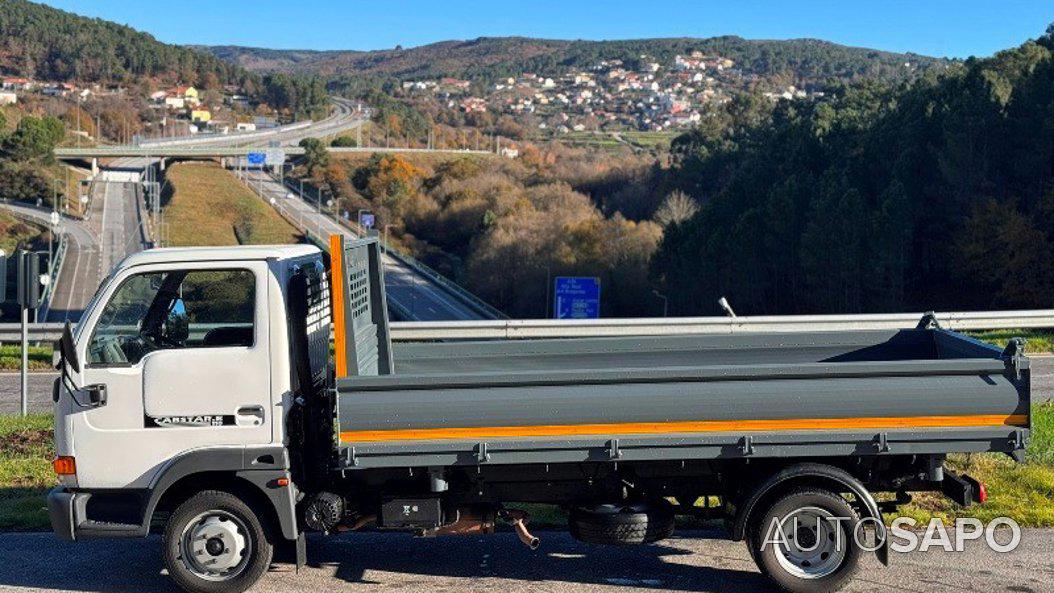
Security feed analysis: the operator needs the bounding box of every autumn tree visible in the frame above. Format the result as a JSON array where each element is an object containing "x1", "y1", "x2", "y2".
[{"x1": 653, "y1": 190, "x2": 699, "y2": 227}]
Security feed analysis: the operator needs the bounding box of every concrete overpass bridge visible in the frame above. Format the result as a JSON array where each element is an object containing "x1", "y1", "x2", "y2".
[{"x1": 54, "y1": 145, "x2": 494, "y2": 172}]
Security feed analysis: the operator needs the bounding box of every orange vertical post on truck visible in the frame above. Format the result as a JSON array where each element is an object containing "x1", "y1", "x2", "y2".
[{"x1": 329, "y1": 234, "x2": 348, "y2": 378}]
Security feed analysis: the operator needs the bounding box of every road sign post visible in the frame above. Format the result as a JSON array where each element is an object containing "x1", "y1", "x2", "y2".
[
  {"x1": 16, "y1": 251, "x2": 42, "y2": 416},
  {"x1": 553, "y1": 276, "x2": 601, "y2": 319}
]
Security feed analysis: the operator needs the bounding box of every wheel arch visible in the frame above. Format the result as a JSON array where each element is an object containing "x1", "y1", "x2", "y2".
[
  {"x1": 731, "y1": 462, "x2": 888, "y2": 565},
  {"x1": 143, "y1": 447, "x2": 298, "y2": 541}
]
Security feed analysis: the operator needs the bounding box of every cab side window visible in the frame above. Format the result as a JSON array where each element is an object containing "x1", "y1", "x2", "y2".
[{"x1": 88, "y1": 269, "x2": 256, "y2": 366}]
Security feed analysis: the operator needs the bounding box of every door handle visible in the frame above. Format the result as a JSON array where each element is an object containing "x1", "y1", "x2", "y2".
[{"x1": 235, "y1": 405, "x2": 265, "y2": 427}]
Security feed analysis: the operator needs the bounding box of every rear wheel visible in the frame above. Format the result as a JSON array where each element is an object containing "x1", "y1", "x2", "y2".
[
  {"x1": 569, "y1": 501, "x2": 674, "y2": 545},
  {"x1": 750, "y1": 488, "x2": 862, "y2": 593},
  {"x1": 163, "y1": 490, "x2": 273, "y2": 593}
]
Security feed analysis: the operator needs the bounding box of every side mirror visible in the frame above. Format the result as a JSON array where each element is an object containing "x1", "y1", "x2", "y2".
[{"x1": 61, "y1": 321, "x2": 80, "y2": 373}]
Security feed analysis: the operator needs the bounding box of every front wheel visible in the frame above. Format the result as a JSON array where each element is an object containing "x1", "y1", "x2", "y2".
[
  {"x1": 750, "y1": 488, "x2": 862, "y2": 593},
  {"x1": 163, "y1": 490, "x2": 273, "y2": 593}
]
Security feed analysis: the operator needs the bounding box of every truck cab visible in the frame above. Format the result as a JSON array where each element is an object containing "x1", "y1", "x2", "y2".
[{"x1": 49, "y1": 244, "x2": 326, "y2": 549}]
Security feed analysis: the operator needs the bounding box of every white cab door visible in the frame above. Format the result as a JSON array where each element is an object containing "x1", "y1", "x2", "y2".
[{"x1": 71, "y1": 260, "x2": 273, "y2": 488}]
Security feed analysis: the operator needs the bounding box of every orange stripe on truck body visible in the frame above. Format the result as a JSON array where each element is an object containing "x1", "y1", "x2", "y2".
[
  {"x1": 339, "y1": 414, "x2": 1028, "y2": 443},
  {"x1": 329, "y1": 234, "x2": 348, "y2": 378}
]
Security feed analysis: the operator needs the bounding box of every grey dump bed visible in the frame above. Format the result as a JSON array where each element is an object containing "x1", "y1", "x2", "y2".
[{"x1": 329, "y1": 239, "x2": 1031, "y2": 470}]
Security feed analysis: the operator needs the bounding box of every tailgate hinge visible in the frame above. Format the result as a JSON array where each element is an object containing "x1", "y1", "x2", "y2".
[
  {"x1": 344, "y1": 446, "x2": 358, "y2": 467},
  {"x1": 1001, "y1": 338, "x2": 1028, "y2": 381},
  {"x1": 915, "y1": 311, "x2": 941, "y2": 330},
  {"x1": 608, "y1": 438, "x2": 621, "y2": 460},
  {"x1": 875, "y1": 432, "x2": 890, "y2": 453},
  {"x1": 740, "y1": 435, "x2": 754, "y2": 456},
  {"x1": 476, "y1": 442, "x2": 490, "y2": 463}
]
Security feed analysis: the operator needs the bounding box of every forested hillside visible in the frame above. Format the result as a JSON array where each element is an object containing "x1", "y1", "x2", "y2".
[
  {"x1": 0, "y1": 0, "x2": 249, "y2": 87},
  {"x1": 205, "y1": 35, "x2": 947, "y2": 89},
  {"x1": 652, "y1": 26, "x2": 1054, "y2": 315}
]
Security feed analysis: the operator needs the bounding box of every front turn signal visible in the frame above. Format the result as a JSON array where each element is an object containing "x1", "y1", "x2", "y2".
[{"x1": 53, "y1": 456, "x2": 76, "y2": 476}]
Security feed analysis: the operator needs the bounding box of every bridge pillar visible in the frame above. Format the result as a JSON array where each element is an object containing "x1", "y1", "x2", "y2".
[
  {"x1": 91, "y1": 158, "x2": 99, "y2": 177},
  {"x1": 159, "y1": 158, "x2": 166, "y2": 171}
]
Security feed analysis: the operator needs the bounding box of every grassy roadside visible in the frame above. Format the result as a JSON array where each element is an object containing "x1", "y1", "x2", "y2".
[
  {"x1": 0, "y1": 414, "x2": 53, "y2": 530},
  {"x1": 966, "y1": 329, "x2": 1054, "y2": 354},
  {"x1": 163, "y1": 162, "x2": 303, "y2": 247},
  {"x1": 0, "y1": 345, "x2": 53, "y2": 371},
  {"x1": 2, "y1": 405, "x2": 1051, "y2": 532},
  {"x1": 896, "y1": 402, "x2": 1054, "y2": 526}
]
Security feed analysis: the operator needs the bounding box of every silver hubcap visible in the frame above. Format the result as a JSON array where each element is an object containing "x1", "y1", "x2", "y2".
[
  {"x1": 772, "y1": 506, "x2": 848, "y2": 579},
  {"x1": 178, "y1": 511, "x2": 251, "y2": 581}
]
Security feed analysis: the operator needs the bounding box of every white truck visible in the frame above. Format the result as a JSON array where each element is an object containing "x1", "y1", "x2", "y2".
[{"x1": 48, "y1": 236, "x2": 1029, "y2": 593}]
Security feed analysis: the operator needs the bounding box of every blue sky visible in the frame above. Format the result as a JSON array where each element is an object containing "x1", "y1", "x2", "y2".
[{"x1": 41, "y1": 1, "x2": 1054, "y2": 58}]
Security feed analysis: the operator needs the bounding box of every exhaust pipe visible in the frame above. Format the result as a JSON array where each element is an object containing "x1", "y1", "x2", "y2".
[
  {"x1": 424, "y1": 507, "x2": 496, "y2": 537},
  {"x1": 500, "y1": 509, "x2": 540, "y2": 550}
]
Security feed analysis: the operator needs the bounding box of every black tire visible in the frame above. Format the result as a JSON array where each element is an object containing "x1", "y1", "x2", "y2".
[
  {"x1": 750, "y1": 488, "x2": 862, "y2": 593},
  {"x1": 163, "y1": 490, "x2": 273, "y2": 593},
  {"x1": 569, "y1": 501, "x2": 674, "y2": 545}
]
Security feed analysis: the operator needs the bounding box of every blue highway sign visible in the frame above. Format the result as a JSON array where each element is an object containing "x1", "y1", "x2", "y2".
[{"x1": 554, "y1": 276, "x2": 600, "y2": 319}]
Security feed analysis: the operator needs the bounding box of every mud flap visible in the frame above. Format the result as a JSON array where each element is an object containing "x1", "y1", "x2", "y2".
[
  {"x1": 295, "y1": 531, "x2": 307, "y2": 572},
  {"x1": 876, "y1": 536, "x2": 890, "y2": 565}
]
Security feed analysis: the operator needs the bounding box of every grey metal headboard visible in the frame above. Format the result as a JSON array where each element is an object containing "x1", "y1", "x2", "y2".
[{"x1": 330, "y1": 235, "x2": 393, "y2": 377}]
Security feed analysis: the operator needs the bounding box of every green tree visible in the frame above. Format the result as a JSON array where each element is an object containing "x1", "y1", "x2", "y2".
[
  {"x1": 298, "y1": 138, "x2": 330, "y2": 176},
  {"x1": 330, "y1": 135, "x2": 358, "y2": 147},
  {"x1": 654, "y1": 26, "x2": 1054, "y2": 314},
  {"x1": 2, "y1": 116, "x2": 65, "y2": 162}
]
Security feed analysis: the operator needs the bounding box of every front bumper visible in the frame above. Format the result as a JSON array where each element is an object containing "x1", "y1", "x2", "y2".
[
  {"x1": 47, "y1": 487, "x2": 145, "y2": 541},
  {"x1": 47, "y1": 487, "x2": 78, "y2": 541}
]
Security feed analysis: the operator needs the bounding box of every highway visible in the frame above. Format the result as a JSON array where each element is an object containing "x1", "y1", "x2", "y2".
[
  {"x1": 37, "y1": 95, "x2": 486, "y2": 324},
  {"x1": 0, "y1": 200, "x2": 102, "y2": 323},
  {"x1": 31, "y1": 164, "x2": 151, "y2": 322},
  {"x1": 137, "y1": 96, "x2": 364, "y2": 149},
  {"x1": 242, "y1": 169, "x2": 490, "y2": 321},
  {"x1": 29, "y1": 98, "x2": 368, "y2": 323},
  {"x1": 0, "y1": 528, "x2": 1050, "y2": 593}
]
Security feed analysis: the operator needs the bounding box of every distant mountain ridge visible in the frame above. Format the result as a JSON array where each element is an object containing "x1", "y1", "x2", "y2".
[
  {"x1": 0, "y1": 0, "x2": 249, "y2": 86},
  {"x1": 201, "y1": 36, "x2": 950, "y2": 86}
]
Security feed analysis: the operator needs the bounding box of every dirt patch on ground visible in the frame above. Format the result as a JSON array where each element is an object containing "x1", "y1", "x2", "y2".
[{"x1": 0, "y1": 429, "x2": 53, "y2": 458}]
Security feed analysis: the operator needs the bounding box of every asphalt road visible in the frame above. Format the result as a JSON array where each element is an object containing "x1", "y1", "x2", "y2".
[
  {"x1": 0, "y1": 528, "x2": 1051, "y2": 593},
  {"x1": 137, "y1": 97, "x2": 364, "y2": 149},
  {"x1": 44, "y1": 173, "x2": 148, "y2": 322},
  {"x1": 243, "y1": 169, "x2": 486, "y2": 321},
  {"x1": 0, "y1": 201, "x2": 101, "y2": 324}
]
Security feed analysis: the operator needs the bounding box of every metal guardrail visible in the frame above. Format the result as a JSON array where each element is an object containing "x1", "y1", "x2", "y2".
[
  {"x1": 37, "y1": 230, "x2": 67, "y2": 321},
  {"x1": 389, "y1": 310, "x2": 1054, "y2": 340},
  {"x1": 5, "y1": 310, "x2": 1054, "y2": 343}
]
